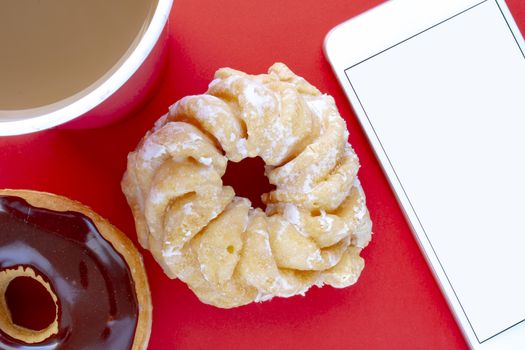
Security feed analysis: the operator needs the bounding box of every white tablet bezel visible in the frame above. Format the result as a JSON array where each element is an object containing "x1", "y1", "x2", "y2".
[{"x1": 324, "y1": 0, "x2": 525, "y2": 348}]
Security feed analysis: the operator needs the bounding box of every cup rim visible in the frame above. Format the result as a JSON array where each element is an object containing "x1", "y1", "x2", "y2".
[{"x1": 0, "y1": 0, "x2": 173, "y2": 136}]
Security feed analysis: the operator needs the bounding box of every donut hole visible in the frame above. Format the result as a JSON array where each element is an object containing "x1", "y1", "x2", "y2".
[
  {"x1": 5, "y1": 276, "x2": 56, "y2": 331},
  {"x1": 222, "y1": 156, "x2": 275, "y2": 210}
]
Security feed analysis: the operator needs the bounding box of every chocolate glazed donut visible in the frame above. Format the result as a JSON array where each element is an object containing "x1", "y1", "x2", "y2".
[{"x1": 0, "y1": 190, "x2": 151, "y2": 350}]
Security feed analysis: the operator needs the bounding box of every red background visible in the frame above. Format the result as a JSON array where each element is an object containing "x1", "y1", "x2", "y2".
[{"x1": 1, "y1": 1, "x2": 524, "y2": 349}]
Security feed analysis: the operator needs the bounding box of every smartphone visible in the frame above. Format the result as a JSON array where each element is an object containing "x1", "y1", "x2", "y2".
[{"x1": 324, "y1": 0, "x2": 525, "y2": 348}]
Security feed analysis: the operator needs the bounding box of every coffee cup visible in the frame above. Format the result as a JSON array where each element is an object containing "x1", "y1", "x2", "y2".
[{"x1": 0, "y1": 0, "x2": 173, "y2": 135}]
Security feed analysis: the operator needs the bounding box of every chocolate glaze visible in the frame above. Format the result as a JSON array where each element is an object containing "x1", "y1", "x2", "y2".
[{"x1": 0, "y1": 196, "x2": 139, "y2": 350}]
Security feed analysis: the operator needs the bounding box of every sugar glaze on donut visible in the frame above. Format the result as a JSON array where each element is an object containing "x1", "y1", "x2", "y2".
[{"x1": 122, "y1": 63, "x2": 373, "y2": 308}]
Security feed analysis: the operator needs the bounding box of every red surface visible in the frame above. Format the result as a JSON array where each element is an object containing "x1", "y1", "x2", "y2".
[{"x1": 1, "y1": 1, "x2": 524, "y2": 349}]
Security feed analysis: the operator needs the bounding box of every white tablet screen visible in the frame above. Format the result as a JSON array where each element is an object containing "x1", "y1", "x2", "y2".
[{"x1": 345, "y1": 0, "x2": 525, "y2": 343}]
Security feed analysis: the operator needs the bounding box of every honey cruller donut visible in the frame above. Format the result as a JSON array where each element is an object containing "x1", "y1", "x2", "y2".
[{"x1": 122, "y1": 63, "x2": 372, "y2": 308}]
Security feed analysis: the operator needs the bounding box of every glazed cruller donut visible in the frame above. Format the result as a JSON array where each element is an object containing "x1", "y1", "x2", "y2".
[{"x1": 122, "y1": 63, "x2": 372, "y2": 308}]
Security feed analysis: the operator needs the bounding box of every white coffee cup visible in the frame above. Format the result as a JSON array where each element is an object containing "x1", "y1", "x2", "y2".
[{"x1": 0, "y1": 0, "x2": 173, "y2": 136}]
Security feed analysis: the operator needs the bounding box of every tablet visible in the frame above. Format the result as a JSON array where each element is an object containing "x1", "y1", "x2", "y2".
[{"x1": 324, "y1": 0, "x2": 525, "y2": 348}]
